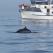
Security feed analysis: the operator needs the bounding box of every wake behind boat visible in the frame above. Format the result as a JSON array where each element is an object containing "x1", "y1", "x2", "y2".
[{"x1": 19, "y1": 0, "x2": 53, "y2": 20}]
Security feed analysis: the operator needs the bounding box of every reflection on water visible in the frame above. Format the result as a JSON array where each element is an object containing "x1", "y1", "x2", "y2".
[
  {"x1": 15, "y1": 50, "x2": 48, "y2": 53},
  {"x1": 22, "y1": 19, "x2": 53, "y2": 32},
  {"x1": 0, "y1": 18, "x2": 53, "y2": 53},
  {"x1": 21, "y1": 19, "x2": 53, "y2": 52}
]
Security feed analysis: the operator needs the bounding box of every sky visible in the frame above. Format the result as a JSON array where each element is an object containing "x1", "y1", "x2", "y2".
[{"x1": 0, "y1": 0, "x2": 16, "y2": 17}]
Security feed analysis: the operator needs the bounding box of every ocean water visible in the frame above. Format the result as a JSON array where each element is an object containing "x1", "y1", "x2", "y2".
[
  {"x1": 0, "y1": 13, "x2": 53, "y2": 53},
  {"x1": 0, "y1": 0, "x2": 53, "y2": 53}
]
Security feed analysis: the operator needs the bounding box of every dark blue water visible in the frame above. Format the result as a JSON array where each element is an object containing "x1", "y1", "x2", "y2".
[
  {"x1": 0, "y1": 0, "x2": 53, "y2": 53},
  {"x1": 0, "y1": 16, "x2": 53, "y2": 53}
]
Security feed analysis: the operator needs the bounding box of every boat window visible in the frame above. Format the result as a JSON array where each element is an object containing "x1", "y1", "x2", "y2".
[
  {"x1": 30, "y1": 0, "x2": 48, "y2": 5},
  {"x1": 35, "y1": 2, "x2": 48, "y2": 5},
  {"x1": 25, "y1": 7, "x2": 41, "y2": 12}
]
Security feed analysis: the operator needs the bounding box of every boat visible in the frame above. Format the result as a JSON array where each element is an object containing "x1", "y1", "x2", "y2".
[{"x1": 19, "y1": 0, "x2": 53, "y2": 20}]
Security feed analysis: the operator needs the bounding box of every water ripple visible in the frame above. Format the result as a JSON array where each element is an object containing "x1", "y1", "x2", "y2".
[{"x1": 15, "y1": 50, "x2": 49, "y2": 53}]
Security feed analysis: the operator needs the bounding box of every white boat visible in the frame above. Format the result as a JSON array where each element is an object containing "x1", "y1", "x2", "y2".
[{"x1": 19, "y1": 0, "x2": 53, "y2": 20}]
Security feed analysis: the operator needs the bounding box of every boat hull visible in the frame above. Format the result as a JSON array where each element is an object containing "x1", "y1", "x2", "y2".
[{"x1": 21, "y1": 11, "x2": 53, "y2": 20}]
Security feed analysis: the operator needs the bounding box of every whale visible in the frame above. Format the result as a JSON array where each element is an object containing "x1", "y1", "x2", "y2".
[
  {"x1": 6, "y1": 26, "x2": 39, "y2": 33},
  {"x1": 16, "y1": 26, "x2": 31, "y2": 33}
]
